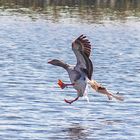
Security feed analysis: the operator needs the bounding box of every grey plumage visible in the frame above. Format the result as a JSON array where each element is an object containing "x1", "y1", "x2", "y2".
[{"x1": 48, "y1": 35, "x2": 93, "y2": 100}]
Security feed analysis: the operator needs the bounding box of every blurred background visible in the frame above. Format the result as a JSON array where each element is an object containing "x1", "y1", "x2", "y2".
[{"x1": 0, "y1": 0, "x2": 140, "y2": 22}]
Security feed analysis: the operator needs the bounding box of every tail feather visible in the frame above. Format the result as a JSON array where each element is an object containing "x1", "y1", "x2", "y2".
[{"x1": 88, "y1": 80, "x2": 124, "y2": 101}]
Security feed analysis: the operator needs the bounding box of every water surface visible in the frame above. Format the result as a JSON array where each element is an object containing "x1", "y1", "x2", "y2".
[{"x1": 0, "y1": 0, "x2": 140, "y2": 140}]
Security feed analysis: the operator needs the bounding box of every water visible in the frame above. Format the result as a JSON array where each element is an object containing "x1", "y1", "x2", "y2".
[{"x1": 0, "y1": 1, "x2": 140, "y2": 140}]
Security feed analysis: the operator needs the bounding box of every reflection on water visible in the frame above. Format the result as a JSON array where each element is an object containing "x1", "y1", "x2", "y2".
[
  {"x1": 1, "y1": 0, "x2": 140, "y2": 8},
  {"x1": 0, "y1": 0, "x2": 140, "y2": 23},
  {"x1": 66, "y1": 124, "x2": 87, "y2": 140}
]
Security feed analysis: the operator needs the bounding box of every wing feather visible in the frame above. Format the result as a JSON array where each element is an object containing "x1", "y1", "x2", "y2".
[
  {"x1": 73, "y1": 35, "x2": 91, "y2": 57},
  {"x1": 72, "y1": 35, "x2": 93, "y2": 79}
]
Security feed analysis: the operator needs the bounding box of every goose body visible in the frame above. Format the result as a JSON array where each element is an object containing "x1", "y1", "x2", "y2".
[
  {"x1": 48, "y1": 35, "x2": 124, "y2": 104},
  {"x1": 67, "y1": 67, "x2": 87, "y2": 97}
]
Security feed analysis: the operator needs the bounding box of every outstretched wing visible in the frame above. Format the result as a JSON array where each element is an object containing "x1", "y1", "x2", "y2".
[{"x1": 72, "y1": 35, "x2": 93, "y2": 80}]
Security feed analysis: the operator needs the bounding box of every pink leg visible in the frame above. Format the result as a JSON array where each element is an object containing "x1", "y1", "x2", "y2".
[
  {"x1": 64, "y1": 97, "x2": 79, "y2": 104},
  {"x1": 61, "y1": 83, "x2": 75, "y2": 89}
]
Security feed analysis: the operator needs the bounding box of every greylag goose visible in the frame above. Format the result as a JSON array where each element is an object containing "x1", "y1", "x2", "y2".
[{"x1": 48, "y1": 35, "x2": 124, "y2": 104}]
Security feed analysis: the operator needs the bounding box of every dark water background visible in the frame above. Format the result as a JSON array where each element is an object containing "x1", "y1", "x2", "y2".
[{"x1": 0, "y1": 0, "x2": 140, "y2": 139}]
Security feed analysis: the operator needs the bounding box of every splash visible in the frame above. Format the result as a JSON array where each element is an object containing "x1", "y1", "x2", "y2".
[{"x1": 83, "y1": 84, "x2": 90, "y2": 103}]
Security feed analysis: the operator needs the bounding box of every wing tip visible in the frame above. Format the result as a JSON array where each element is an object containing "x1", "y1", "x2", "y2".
[{"x1": 74, "y1": 34, "x2": 92, "y2": 57}]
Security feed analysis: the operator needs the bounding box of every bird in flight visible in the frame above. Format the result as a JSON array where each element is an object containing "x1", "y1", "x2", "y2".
[{"x1": 48, "y1": 35, "x2": 124, "y2": 104}]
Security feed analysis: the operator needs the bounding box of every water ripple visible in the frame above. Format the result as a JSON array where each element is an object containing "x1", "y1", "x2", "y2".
[{"x1": 0, "y1": 3, "x2": 140, "y2": 140}]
